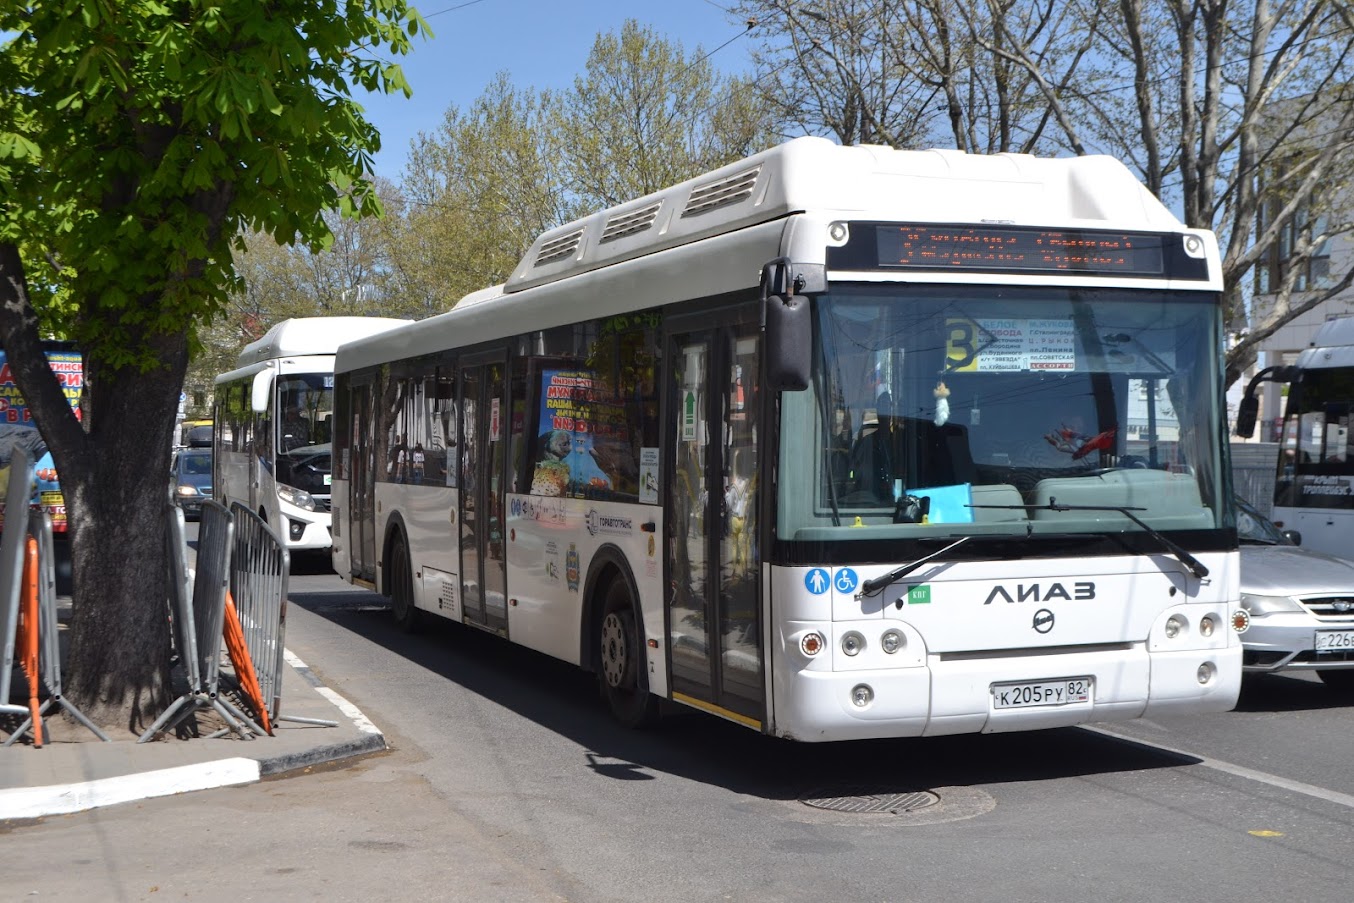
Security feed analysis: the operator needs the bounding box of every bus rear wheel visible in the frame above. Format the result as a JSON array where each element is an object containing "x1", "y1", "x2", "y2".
[
  {"x1": 388, "y1": 532, "x2": 419, "y2": 633},
  {"x1": 598, "y1": 578, "x2": 658, "y2": 728}
]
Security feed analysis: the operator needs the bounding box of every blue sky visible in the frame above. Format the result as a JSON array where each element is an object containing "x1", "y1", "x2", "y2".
[{"x1": 361, "y1": 0, "x2": 757, "y2": 180}]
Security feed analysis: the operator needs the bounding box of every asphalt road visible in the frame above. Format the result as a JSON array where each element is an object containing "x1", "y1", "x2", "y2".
[{"x1": 5, "y1": 548, "x2": 1352, "y2": 902}]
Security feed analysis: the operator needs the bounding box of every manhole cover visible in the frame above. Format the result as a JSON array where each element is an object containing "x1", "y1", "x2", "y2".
[{"x1": 799, "y1": 788, "x2": 940, "y2": 814}]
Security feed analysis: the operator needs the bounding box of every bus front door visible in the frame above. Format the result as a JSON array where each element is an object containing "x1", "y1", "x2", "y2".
[
  {"x1": 665, "y1": 315, "x2": 764, "y2": 727},
  {"x1": 458, "y1": 357, "x2": 510, "y2": 636}
]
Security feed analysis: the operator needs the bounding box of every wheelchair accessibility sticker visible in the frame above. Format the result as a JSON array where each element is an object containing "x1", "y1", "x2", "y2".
[{"x1": 834, "y1": 568, "x2": 859, "y2": 594}]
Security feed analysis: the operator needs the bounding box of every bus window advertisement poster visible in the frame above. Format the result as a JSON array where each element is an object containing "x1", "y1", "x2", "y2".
[
  {"x1": 0, "y1": 349, "x2": 83, "y2": 533},
  {"x1": 531, "y1": 369, "x2": 630, "y2": 498}
]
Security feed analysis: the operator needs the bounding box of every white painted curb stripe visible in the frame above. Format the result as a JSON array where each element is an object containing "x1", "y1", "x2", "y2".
[
  {"x1": 284, "y1": 648, "x2": 381, "y2": 735},
  {"x1": 0, "y1": 757, "x2": 260, "y2": 820}
]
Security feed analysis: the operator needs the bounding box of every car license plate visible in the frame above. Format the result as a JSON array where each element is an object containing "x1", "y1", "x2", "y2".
[
  {"x1": 1314, "y1": 630, "x2": 1354, "y2": 651},
  {"x1": 991, "y1": 677, "x2": 1093, "y2": 710}
]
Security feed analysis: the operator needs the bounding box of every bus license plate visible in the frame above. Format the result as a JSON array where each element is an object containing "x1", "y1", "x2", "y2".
[
  {"x1": 991, "y1": 677, "x2": 1092, "y2": 710},
  {"x1": 1315, "y1": 630, "x2": 1354, "y2": 651}
]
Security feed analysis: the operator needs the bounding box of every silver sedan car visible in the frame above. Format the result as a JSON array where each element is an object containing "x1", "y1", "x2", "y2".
[{"x1": 1237, "y1": 496, "x2": 1354, "y2": 693}]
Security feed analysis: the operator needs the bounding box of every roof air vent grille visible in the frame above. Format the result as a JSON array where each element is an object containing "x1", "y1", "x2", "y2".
[
  {"x1": 535, "y1": 228, "x2": 585, "y2": 266},
  {"x1": 600, "y1": 202, "x2": 662, "y2": 243},
  {"x1": 681, "y1": 166, "x2": 761, "y2": 218}
]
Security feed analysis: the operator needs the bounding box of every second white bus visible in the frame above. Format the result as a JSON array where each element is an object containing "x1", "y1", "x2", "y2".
[
  {"x1": 213, "y1": 317, "x2": 408, "y2": 551},
  {"x1": 332, "y1": 138, "x2": 1243, "y2": 740}
]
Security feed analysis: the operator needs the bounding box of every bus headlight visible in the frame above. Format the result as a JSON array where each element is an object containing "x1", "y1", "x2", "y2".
[
  {"x1": 277, "y1": 484, "x2": 316, "y2": 511},
  {"x1": 850, "y1": 684, "x2": 874, "y2": 707},
  {"x1": 880, "y1": 629, "x2": 904, "y2": 654},
  {"x1": 1199, "y1": 615, "x2": 1216, "y2": 637},
  {"x1": 1164, "y1": 615, "x2": 1187, "y2": 639},
  {"x1": 841, "y1": 631, "x2": 866, "y2": 656}
]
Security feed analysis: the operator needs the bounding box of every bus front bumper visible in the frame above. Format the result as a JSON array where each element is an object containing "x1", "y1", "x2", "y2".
[{"x1": 770, "y1": 643, "x2": 1241, "y2": 741}]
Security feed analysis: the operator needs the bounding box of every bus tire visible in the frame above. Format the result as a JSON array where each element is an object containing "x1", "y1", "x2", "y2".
[
  {"x1": 1317, "y1": 669, "x2": 1354, "y2": 694},
  {"x1": 388, "y1": 531, "x2": 419, "y2": 633},
  {"x1": 598, "y1": 577, "x2": 658, "y2": 728}
]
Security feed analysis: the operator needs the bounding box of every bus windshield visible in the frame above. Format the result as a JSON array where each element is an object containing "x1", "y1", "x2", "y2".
[
  {"x1": 777, "y1": 284, "x2": 1228, "y2": 541},
  {"x1": 1275, "y1": 367, "x2": 1354, "y2": 509},
  {"x1": 275, "y1": 373, "x2": 334, "y2": 498}
]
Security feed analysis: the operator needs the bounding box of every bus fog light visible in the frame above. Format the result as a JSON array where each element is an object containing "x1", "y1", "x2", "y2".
[
  {"x1": 1231, "y1": 609, "x2": 1250, "y2": 633},
  {"x1": 1199, "y1": 615, "x2": 1215, "y2": 637},
  {"x1": 850, "y1": 684, "x2": 874, "y2": 707},
  {"x1": 1197, "y1": 661, "x2": 1216, "y2": 684},
  {"x1": 881, "y1": 629, "x2": 903, "y2": 654},
  {"x1": 1165, "y1": 615, "x2": 1186, "y2": 639},
  {"x1": 800, "y1": 632, "x2": 825, "y2": 656},
  {"x1": 841, "y1": 631, "x2": 865, "y2": 656}
]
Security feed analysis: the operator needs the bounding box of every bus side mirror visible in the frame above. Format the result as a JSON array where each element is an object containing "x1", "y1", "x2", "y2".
[
  {"x1": 766, "y1": 293, "x2": 811, "y2": 391},
  {"x1": 1235, "y1": 395, "x2": 1258, "y2": 438}
]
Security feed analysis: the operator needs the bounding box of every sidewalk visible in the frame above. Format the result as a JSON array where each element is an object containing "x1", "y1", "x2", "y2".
[{"x1": 0, "y1": 648, "x2": 386, "y2": 820}]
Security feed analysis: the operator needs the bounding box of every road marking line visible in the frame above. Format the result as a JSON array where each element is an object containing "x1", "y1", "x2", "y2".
[
  {"x1": 0, "y1": 759, "x2": 259, "y2": 820},
  {"x1": 1084, "y1": 724, "x2": 1354, "y2": 810},
  {"x1": 285, "y1": 649, "x2": 381, "y2": 735}
]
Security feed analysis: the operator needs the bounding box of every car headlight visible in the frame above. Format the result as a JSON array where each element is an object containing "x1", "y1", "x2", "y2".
[
  {"x1": 277, "y1": 484, "x2": 316, "y2": 511},
  {"x1": 1239, "y1": 592, "x2": 1304, "y2": 617},
  {"x1": 175, "y1": 485, "x2": 200, "y2": 498}
]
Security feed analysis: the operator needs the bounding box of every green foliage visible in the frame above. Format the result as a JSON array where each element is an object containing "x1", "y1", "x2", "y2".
[{"x1": 0, "y1": 0, "x2": 429, "y2": 371}]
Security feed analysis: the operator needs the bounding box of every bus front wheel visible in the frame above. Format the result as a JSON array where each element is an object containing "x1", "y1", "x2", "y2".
[
  {"x1": 388, "y1": 532, "x2": 419, "y2": 633},
  {"x1": 598, "y1": 578, "x2": 658, "y2": 728}
]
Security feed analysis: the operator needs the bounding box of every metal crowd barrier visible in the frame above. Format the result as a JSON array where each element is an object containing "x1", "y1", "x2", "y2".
[
  {"x1": 139, "y1": 500, "x2": 266, "y2": 742},
  {"x1": 2, "y1": 511, "x2": 108, "y2": 745},
  {"x1": 1, "y1": 447, "x2": 34, "y2": 724},
  {"x1": 228, "y1": 502, "x2": 333, "y2": 728}
]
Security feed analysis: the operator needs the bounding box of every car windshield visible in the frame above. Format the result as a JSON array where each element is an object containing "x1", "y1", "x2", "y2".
[
  {"x1": 1235, "y1": 496, "x2": 1290, "y2": 545},
  {"x1": 180, "y1": 452, "x2": 211, "y2": 476},
  {"x1": 777, "y1": 283, "x2": 1229, "y2": 543}
]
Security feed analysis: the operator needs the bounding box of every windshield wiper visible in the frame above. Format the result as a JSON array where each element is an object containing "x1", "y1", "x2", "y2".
[
  {"x1": 982, "y1": 496, "x2": 1209, "y2": 579},
  {"x1": 859, "y1": 536, "x2": 972, "y2": 598}
]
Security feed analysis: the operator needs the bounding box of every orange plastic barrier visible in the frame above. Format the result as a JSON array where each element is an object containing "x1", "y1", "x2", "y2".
[
  {"x1": 17, "y1": 535, "x2": 43, "y2": 747},
  {"x1": 223, "y1": 590, "x2": 272, "y2": 735}
]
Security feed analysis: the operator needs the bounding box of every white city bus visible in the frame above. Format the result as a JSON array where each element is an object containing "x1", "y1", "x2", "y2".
[
  {"x1": 332, "y1": 137, "x2": 1243, "y2": 740},
  {"x1": 213, "y1": 317, "x2": 407, "y2": 551},
  {"x1": 1268, "y1": 316, "x2": 1354, "y2": 556}
]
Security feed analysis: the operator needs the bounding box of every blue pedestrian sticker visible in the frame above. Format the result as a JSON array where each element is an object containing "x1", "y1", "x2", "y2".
[
  {"x1": 834, "y1": 568, "x2": 859, "y2": 594},
  {"x1": 805, "y1": 568, "x2": 831, "y2": 595}
]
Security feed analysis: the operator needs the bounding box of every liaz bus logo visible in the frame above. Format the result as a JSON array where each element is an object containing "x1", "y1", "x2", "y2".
[{"x1": 983, "y1": 582, "x2": 1096, "y2": 605}]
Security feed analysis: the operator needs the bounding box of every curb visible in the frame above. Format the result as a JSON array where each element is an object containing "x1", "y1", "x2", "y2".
[
  {"x1": 0, "y1": 758, "x2": 262, "y2": 820},
  {"x1": 0, "y1": 649, "x2": 386, "y2": 820}
]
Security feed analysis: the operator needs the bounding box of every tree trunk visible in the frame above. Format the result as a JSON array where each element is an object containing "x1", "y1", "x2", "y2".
[{"x1": 61, "y1": 333, "x2": 188, "y2": 734}]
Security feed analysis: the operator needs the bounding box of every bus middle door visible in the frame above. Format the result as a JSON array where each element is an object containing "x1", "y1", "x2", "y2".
[{"x1": 458, "y1": 355, "x2": 510, "y2": 636}]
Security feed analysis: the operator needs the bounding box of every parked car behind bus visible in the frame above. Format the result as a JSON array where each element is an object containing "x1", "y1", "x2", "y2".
[{"x1": 1237, "y1": 495, "x2": 1354, "y2": 693}]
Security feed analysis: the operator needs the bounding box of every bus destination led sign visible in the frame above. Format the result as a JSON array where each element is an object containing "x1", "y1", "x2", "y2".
[{"x1": 876, "y1": 225, "x2": 1166, "y2": 276}]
